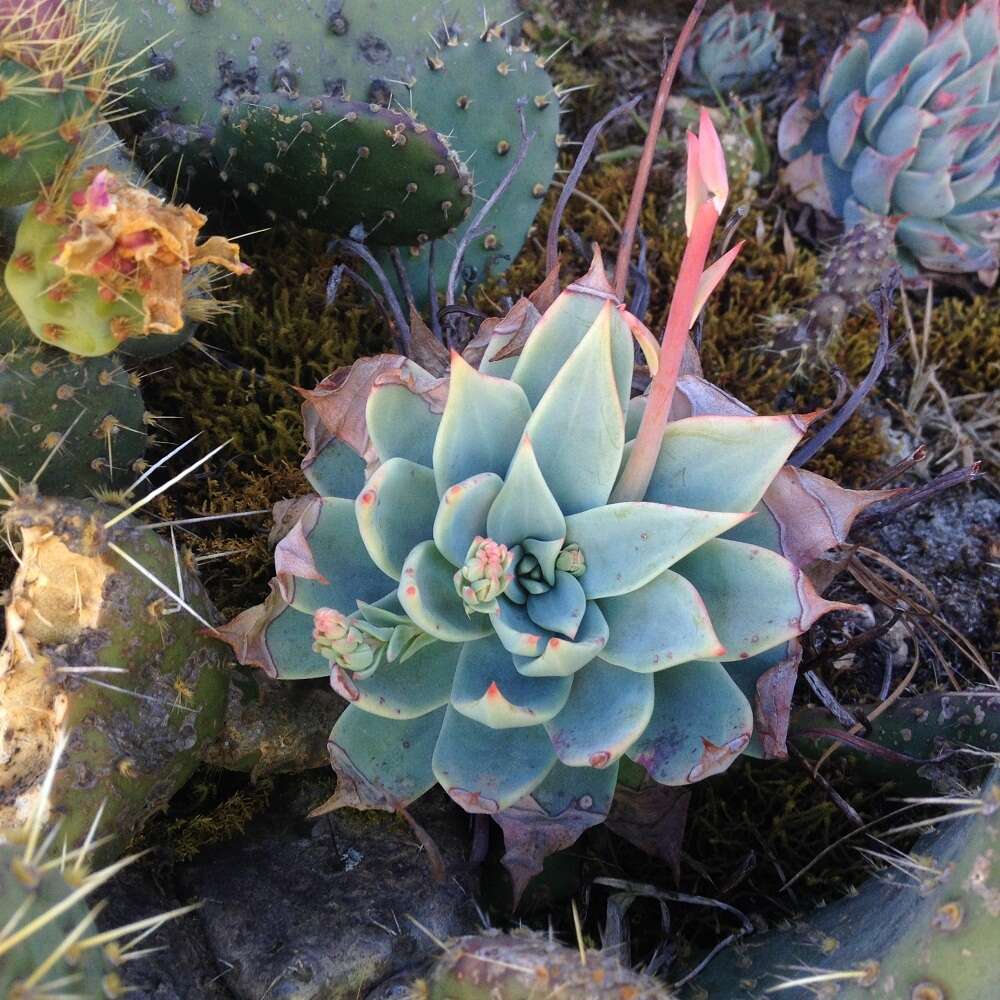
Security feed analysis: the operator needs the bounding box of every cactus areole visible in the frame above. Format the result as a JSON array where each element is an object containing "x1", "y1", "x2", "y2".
[
  {"x1": 220, "y1": 112, "x2": 882, "y2": 896},
  {"x1": 779, "y1": 0, "x2": 1000, "y2": 276}
]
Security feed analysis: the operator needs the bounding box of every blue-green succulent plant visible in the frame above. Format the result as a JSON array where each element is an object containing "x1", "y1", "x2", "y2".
[
  {"x1": 219, "y1": 247, "x2": 889, "y2": 893},
  {"x1": 680, "y1": 3, "x2": 783, "y2": 100},
  {"x1": 779, "y1": 0, "x2": 1000, "y2": 276}
]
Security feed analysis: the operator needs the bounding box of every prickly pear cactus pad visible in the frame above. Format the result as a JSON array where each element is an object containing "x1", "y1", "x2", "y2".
[
  {"x1": 218, "y1": 243, "x2": 890, "y2": 895},
  {"x1": 680, "y1": 3, "x2": 783, "y2": 100},
  {"x1": 0, "y1": 494, "x2": 230, "y2": 854},
  {"x1": 779, "y1": 0, "x2": 1000, "y2": 276},
  {"x1": 106, "y1": 0, "x2": 557, "y2": 291},
  {"x1": 4, "y1": 166, "x2": 251, "y2": 357},
  {"x1": 0, "y1": 0, "x2": 122, "y2": 206},
  {"x1": 0, "y1": 340, "x2": 148, "y2": 495},
  {"x1": 692, "y1": 768, "x2": 1000, "y2": 998},
  {"x1": 0, "y1": 737, "x2": 197, "y2": 1000},
  {"x1": 417, "y1": 929, "x2": 675, "y2": 999}
]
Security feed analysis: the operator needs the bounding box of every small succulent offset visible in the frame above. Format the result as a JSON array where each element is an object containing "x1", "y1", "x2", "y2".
[
  {"x1": 680, "y1": 3, "x2": 783, "y2": 100},
  {"x1": 221, "y1": 111, "x2": 886, "y2": 894},
  {"x1": 779, "y1": 0, "x2": 1000, "y2": 276}
]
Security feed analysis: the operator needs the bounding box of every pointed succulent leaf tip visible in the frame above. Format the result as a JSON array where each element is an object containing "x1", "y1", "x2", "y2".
[
  {"x1": 432, "y1": 350, "x2": 531, "y2": 495},
  {"x1": 455, "y1": 536, "x2": 514, "y2": 613},
  {"x1": 511, "y1": 247, "x2": 634, "y2": 412},
  {"x1": 486, "y1": 435, "x2": 566, "y2": 547},
  {"x1": 355, "y1": 457, "x2": 438, "y2": 580},
  {"x1": 450, "y1": 635, "x2": 572, "y2": 729},
  {"x1": 673, "y1": 538, "x2": 856, "y2": 662},
  {"x1": 600, "y1": 568, "x2": 724, "y2": 672},
  {"x1": 433, "y1": 472, "x2": 504, "y2": 567},
  {"x1": 522, "y1": 302, "x2": 627, "y2": 515},
  {"x1": 495, "y1": 761, "x2": 619, "y2": 906},
  {"x1": 432, "y1": 706, "x2": 557, "y2": 813},
  {"x1": 313, "y1": 607, "x2": 377, "y2": 672},
  {"x1": 525, "y1": 571, "x2": 587, "y2": 640},
  {"x1": 275, "y1": 497, "x2": 394, "y2": 615},
  {"x1": 324, "y1": 705, "x2": 445, "y2": 812},
  {"x1": 642, "y1": 413, "x2": 813, "y2": 516},
  {"x1": 399, "y1": 540, "x2": 493, "y2": 642},
  {"x1": 690, "y1": 241, "x2": 745, "y2": 328},
  {"x1": 629, "y1": 660, "x2": 753, "y2": 786}
]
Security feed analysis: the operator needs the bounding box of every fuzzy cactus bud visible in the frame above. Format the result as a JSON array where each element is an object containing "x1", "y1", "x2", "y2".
[
  {"x1": 312, "y1": 608, "x2": 377, "y2": 672},
  {"x1": 455, "y1": 536, "x2": 514, "y2": 612},
  {"x1": 555, "y1": 543, "x2": 587, "y2": 577}
]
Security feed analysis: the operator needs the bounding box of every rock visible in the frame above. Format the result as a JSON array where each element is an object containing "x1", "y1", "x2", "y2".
[
  {"x1": 860, "y1": 481, "x2": 999, "y2": 653},
  {"x1": 178, "y1": 778, "x2": 480, "y2": 1000},
  {"x1": 98, "y1": 863, "x2": 233, "y2": 1000}
]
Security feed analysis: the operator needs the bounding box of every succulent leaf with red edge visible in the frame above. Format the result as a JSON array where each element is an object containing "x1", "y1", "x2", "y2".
[{"x1": 779, "y1": 0, "x2": 1000, "y2": 276}]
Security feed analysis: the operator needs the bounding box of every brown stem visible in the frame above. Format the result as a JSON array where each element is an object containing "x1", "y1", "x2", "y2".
[{"x1": 611, "y1": 0, "x2": 708, "y2": 298}]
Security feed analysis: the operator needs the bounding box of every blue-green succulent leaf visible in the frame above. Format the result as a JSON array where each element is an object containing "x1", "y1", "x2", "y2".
[
  {"x1": 277, "y1": 497, "x2": 394, "y2": 614},
  {"x1": 673, "y1": 538, "x2": 846, "y2": 662},
  {"x1": 864, "y1": 8, "x2": 928, "y2": 93},
  {"x1": 432, "y1": 352, "x2": 531, "y2": 495},
  {"x1": 366, "y1": 374, "x2": 443, "y2": 468},
  {"x1": 641, "y1": 414, "x2": 809, "y2": 515},
  {"x1": 486, "y1": 436, "x2": 566, "y2": 546},
  {"x1": 565, "y1": 502, "x2": 748, "y2": 599},
  {"x1": 513, "y1": 600, "x2": 610, "y2": 678},
  {"x1": 492, "y1": 598, "x2": 548, "y2": 657},
  {"x1": 328, "y1": 704, "x2": 445, "y2": 808},
  {"x1": 522, "y1": 303, "x2": 626, "y2": 515},
  {"x1": 432, "y1": 706, "x2": 557, "y2": 813},
  {"x1": 451, "y1": 634, "x2": 572, "y2": 729},
  {"x1": 525, "y1": 572, "x2": 588, "y2": 640},
  {"x1": 399, "y1": 540, "x2": 492, "y2": 642},
  {"x1": 302, "y1": 437, "x2": 366, "y2": 500},
  {"x1": 599, "y1": 569, "x2": 724, "y2": 672},
  {"x1": 433, "y1": 473, "x2": 503, "y2": 567},
  {"x1": 511, "y1": 254, "x2": 632, "y2": 411},
  {"x1": 545, "y1": 658, "x2": 653, "y2": 768},
  {"x1": 331, "y1": 640, "x2": 460, "y2": 719},
  {"x1": 522, "y1": 538, "x2": 564, "y2": 586},
  {"x1": 356, "y1": 458, "x2": 439, "y2": 579},
  {"x1": 628, "y1": 660, "x2": 753, "y2": 785}
]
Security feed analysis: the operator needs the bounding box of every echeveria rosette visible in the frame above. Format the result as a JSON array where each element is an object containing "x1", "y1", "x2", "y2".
[
  {"x1": 680, "y1": 2, "x2": 783, "y2": 100},
  {"x1": 779, "y1": 0, "x2": 1000, "y2": 276},
  {"x1": 217, "y1": 250, "x2": 871, "y2": 897}
]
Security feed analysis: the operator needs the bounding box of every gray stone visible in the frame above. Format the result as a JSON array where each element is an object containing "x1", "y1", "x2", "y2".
[{"x1": 178, "y1": 781, "x2": 479, "y2": 1000}]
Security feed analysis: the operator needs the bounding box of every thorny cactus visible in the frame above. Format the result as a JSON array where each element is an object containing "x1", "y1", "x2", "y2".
[
  {"x1": 0, "y1": 0, "x2": 122, "y2": 206},
  {"x1": 0, "y1": 736, "x2": 196, "y2": 1000},
  {"x1": 0, "y1": 339, "x2": 148, "y2": 496},
  {"x1": 779, "y1": 0, "x2": 1000, "y2": 277},
  {"x1": 680, "y1": 3, "x2": 783, "y2": 100},
  {"x1": 3, "y1": 166, "x2": 250, "y2": 357},
  {"x1": 220, "y1": 113, "x2": 893, "y2": 896},
  {"x1": 412, "y1": 929, "x2": 674, "y2": 999},
  {"x1": 0, "y1": 494, "x2": 230, "y2": 855},
  {"x1": 107, "y1": 0, "x2": 560, "y2": 297},
  {"x1": 691, "y1": 767, "x2": 1000, "y2": 998}
]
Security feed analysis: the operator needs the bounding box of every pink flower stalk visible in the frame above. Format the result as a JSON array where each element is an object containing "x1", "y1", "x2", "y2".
[{"x1": 611, "y1": 109, "x2": 743, "y2": 504}]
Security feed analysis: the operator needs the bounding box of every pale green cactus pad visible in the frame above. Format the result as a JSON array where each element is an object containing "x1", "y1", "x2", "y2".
[
  {"x1": 779, "y1": 0, "x2": 1000, "y2": 275},
  {"x1": 680, "y1": 2, "x2": 783, "y2": 100},
  {"x1": 220, "y1": 255, "x2": 889, "y2": 894}
]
